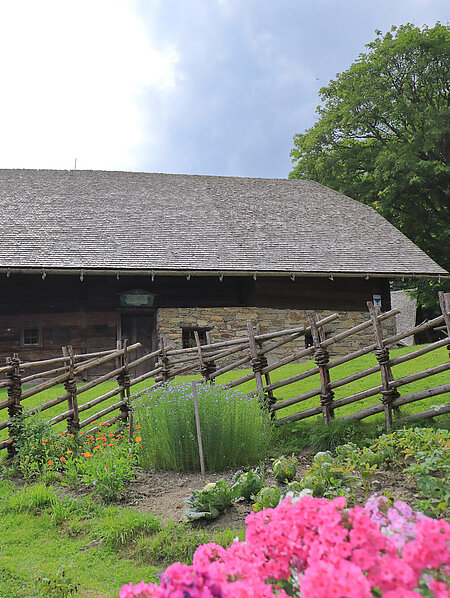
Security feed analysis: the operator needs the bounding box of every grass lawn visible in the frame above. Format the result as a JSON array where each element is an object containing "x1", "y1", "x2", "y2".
[{"x1": 0, "y1": 479, "x2": 243, "y2": 598}]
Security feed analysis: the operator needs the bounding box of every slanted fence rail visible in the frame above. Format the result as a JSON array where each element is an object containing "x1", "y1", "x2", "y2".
[{"x1": 0, "y1": 292, "x2": 449, "y2": 455}]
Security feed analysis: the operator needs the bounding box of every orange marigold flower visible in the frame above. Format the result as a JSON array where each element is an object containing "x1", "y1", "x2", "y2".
[
  {"x1": 106, "y1": 423, "x2": 111, "y2": 426},
  {"x1": 84, "y1": 452, "x2": 93, "y2": 458},
  {"x1": 100, "y1": 422, "x2": 104, "y2": 425},
  {"x1": 69, "y1": 433, "x2": 74, "y2": 438},
  {"x1": 66, "y1": 450, "x2": 72, "y2": 455},
  {"x1": 135, "y1": 424, "x2": 141, "y2": 430},
  {"x1": 135, "y1": 436, "x2": 142, "y2": 443},
  {"x1": 100, "y1": 436, "x2": 107, "y2": 442},
  {"x1": 109, "y1": 433, "x2": 114, "y2": 437},
  {"x1": 42, "y1": 439, "x2": 48, "y2": 444},
  {"x1": 108, "y1": 443, "x2": 114, "y2": 447},
  {"x1": 60, "y1": 456, "x2": 66, "y2": 463},
  {"x1": 48, "y1": 460, "x2": 53, "y2": 466},
  {"x1": 105, "y1": 466, "x2": 109, "y2": 470},
  {"x1": 94, "y1": 445, "x2": 101, "y2": 450},
  {"x1": 102, "y1": 443, "x2": 107, "y2": 447},
  {"x1": 89, "y1": 436, "x2": 94, "y2": 441}
]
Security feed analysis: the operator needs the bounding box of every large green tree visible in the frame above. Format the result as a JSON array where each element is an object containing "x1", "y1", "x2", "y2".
[{"x1": 290, "y1": 23, "x2": 449, "y2": 308}]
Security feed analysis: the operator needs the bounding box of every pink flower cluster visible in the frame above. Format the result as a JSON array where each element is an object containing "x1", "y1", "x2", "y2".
[{"x1": 120, "y1": 496, "x2": 450, "y2": 598}]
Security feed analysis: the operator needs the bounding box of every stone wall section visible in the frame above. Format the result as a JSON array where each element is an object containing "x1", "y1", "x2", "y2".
[{"x1": 157, "y1": 307, "x2": 396, "y2": 364}]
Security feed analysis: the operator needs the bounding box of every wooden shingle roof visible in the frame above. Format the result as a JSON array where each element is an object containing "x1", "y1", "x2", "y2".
[{"x1": 0, "y1": 169, "x2": 446, "y2": 278}]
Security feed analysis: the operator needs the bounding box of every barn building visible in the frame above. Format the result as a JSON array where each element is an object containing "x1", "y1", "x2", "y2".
[{"x1": 0, "y1": 169, "x2": 446, "y2": 365}]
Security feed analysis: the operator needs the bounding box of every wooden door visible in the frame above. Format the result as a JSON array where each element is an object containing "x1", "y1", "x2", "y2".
[{"x1": 120, "y1": 313, "x2": 156, "y2": 376}]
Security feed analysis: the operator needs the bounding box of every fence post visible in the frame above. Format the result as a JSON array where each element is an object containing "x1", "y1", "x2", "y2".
[
  {"x1": 63, "y1": 345, "x2": 80, "y2": 435},
  {"x1": 6, "y1": 353, "x2": 22, "y2": 458},
  {"x1": 438, "y1": 292, "x2": 450, "y2": 360},
  {"x1": 157, "y1": 337, "x2": 170, "y2": 384},
  {"x1": 204, "y1": 331, "x2": 216, "y2": 385},
  {"x1": 194, "y1": 330, "x2": 216, "y2": 384},
  {"x1": 367, "y1": 301, "x2": 399, "y2": 432},
  {"x1": 248, "y1": 322, "x2": 271, "y2": 411},
  {"x1": 308, "y1": 313, "x2": 335, "y2": 424},
  {"x1": 255, "y1": 323, "x2": 276, "y2": 413},
  {"x1": 116, "y1": 339, "x2": 132, "y2": 432}
]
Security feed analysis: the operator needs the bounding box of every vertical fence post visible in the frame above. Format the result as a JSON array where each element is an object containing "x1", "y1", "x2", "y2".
[
  {"x1": 158, "y1": 337, "x2": 170, "y2": 384},
  {"x1": 367, "y1": 301, "x2": 399, "y2": 432},
  {"x1": 255, "y1": 323, "x2": 275, "y2": 413},
  {"x1": 117, "y1": 339, "x2": 132, "y2": 437},
  {"x1": 195, "y1": 330, "x2": 216, "y2": 384},
  {"x1": 308, "y1": 313, "x2": 335, "y2": 425},
  {"x1": 248, "y1": 322, "x2": 271, "y2": 411},
  {"x1": 63, "y1": 345, "x2": 80, "y2": 435},
  {"x1": 438, "y1": 292, "x2": 450, "y2": 360},
  {"x1": 6, "y1": 353, "x2": 22, "y2": 458},
  {"x1": 204, "y1": 331, "x2": 216, "y2": 385}
]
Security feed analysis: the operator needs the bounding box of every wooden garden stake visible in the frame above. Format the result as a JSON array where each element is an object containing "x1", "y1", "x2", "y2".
[
  {"x1": 192, "y1": 381, "x2": 205, "y2": 476},
  {"x1": 367, "y1": 301, "x2": 399, "y2": 432},
  {"x1": 308, "y1": 313, "x2": 335, "y2": 424}
]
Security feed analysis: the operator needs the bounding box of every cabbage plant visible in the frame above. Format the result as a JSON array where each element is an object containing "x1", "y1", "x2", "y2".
[
  {"x1": 272, "y1": 456, "x2": 297, "y2": 483},
  {"x1": 183, "y1": 480, "x2": 233, "y2": 521},
  {"x1": 253, "y1": 485, "x2": 282, "y2": 512},
  {"x1": 231, "y1": 469, "x2": 265, "y2": 501}
]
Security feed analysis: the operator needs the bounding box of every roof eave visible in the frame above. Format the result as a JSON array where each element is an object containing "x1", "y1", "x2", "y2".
[{"x1": 0, "y1": 267, "x2": 447, "y2": 281}]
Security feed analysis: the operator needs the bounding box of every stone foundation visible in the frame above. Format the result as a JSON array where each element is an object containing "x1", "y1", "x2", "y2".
[{"x1": 157, "y1": 307, "x2": 396, "y2": 364}]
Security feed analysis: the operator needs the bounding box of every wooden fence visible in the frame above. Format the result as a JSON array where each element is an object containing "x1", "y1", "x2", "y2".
[{"x1": 0, "y1": 292, "x2": 449, "y2": 456}]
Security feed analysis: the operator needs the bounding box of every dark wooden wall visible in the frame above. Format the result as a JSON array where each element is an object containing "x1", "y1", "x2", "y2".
[
  {"x1": 0, "y1": 273, "x2": 390, "y2": 313},
  {"x1": 0, "y1": 273, "x2": 390, "y2": 362}
]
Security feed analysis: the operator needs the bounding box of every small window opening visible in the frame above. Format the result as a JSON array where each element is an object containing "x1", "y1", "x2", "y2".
[
  {"x1": 22, "y1": 327, "x2": 41, "y2": 347},
  {"x1": 304, "y1": 332, "x2": 314, "y2": 349},
  {"x1": 182, "y1": 327, "x2": 209, "y2": 349}
]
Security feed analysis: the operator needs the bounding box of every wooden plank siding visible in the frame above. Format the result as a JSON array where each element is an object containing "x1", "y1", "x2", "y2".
[{"x1": 0, "y1": 273, "x2": 391, "y2": 365}]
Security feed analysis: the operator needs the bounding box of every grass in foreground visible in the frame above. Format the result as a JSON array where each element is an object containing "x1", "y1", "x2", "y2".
[{"x1": 0, "y1": 479, "x2": 243, "y2": 597}]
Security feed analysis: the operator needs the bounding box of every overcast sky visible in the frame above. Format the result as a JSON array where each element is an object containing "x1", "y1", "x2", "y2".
[{"x1": 0, "y1": 0, "x2": 448, "y2": 178}]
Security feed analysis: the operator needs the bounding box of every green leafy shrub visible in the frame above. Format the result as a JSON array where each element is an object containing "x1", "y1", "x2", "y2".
[
  {"x1": 272, "y1": 455, "x2": 297, "y2": 483},
  {"x1": 184, "y1": 480, "x2": 234, "y2": 521},
  {"x1": 371, "y1": 427, "x2": 450, "y2": 516},
  {"x1": 8, "y1": 411, "x2": 82, "y2": 479},
  {"x1": 134, "y1": 382, "x2": 272, "y2": 472},
  {"x1": 75, "y1": 445, "x2": 137, "y2": 503}
]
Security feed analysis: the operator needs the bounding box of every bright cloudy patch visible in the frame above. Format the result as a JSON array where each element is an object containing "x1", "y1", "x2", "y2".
[{"x1": 0, "y1": 0, "x2": 179, "y2": 171}]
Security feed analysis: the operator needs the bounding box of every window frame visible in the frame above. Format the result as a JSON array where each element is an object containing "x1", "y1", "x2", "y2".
[
  {"x1": 181, "y1": 327, "x2": 210, "y2": 349},
  {"x1": 21, "y1": 326, "x2": 42, "y2": 348}
]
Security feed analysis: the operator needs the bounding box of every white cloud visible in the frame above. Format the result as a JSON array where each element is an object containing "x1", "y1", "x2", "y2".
[{"x1": 0, "y1": 0, "x2": 179, "y2": 171}]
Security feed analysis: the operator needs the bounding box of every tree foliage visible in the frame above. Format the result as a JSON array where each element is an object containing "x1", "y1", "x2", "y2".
[{"x1": 290, "y1": 23, "x2": 449, "y2": 308}]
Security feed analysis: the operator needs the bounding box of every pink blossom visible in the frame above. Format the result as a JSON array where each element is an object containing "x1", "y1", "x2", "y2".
[{"x1": 120, "y1": 495, "x2": 450, "y2": 598}]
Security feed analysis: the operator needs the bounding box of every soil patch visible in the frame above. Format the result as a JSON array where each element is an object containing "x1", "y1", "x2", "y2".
[{"x1": 118, "y1": 454, "x2": 422, "y2": 529}]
